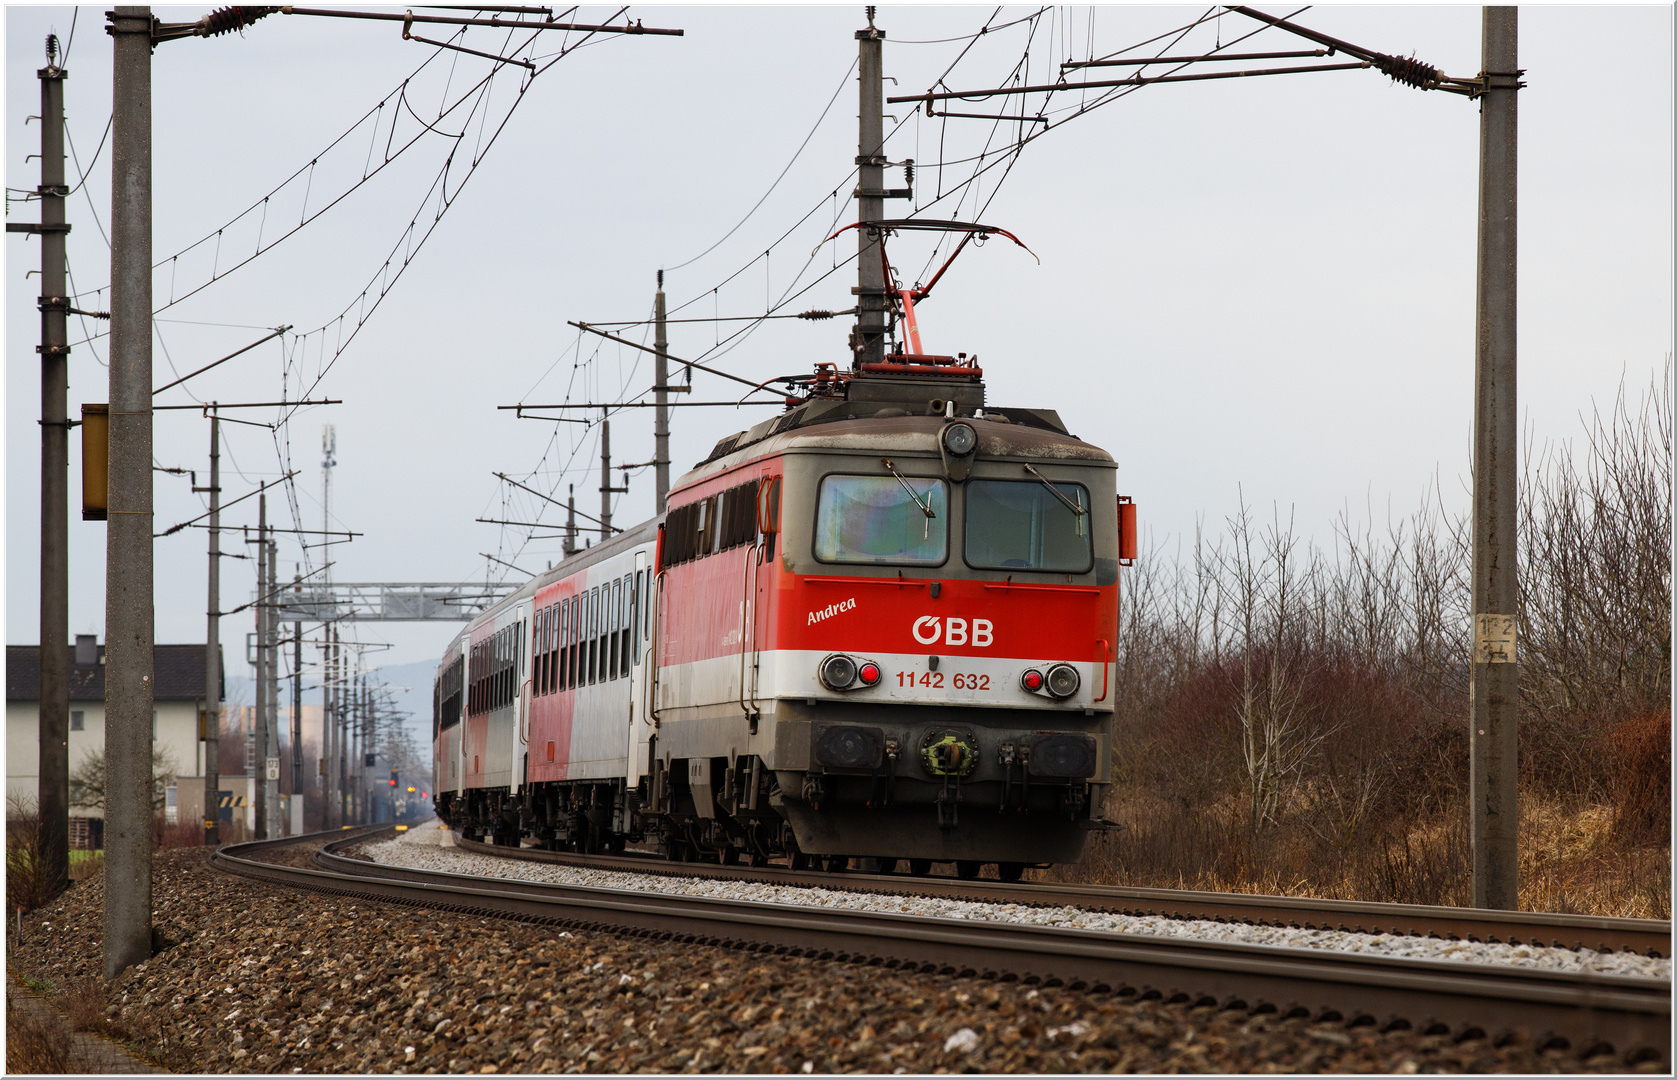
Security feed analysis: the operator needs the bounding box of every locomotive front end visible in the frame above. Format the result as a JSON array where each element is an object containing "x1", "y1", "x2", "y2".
[
  {"x1": 651, "y1": 391, "x2": 1124, "y2": 875},
  {"x1": 765, "y1": 414, "x2": 1118, "y2": 868}
]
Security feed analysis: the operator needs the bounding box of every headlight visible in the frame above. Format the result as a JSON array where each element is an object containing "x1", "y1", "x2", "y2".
[
  {"x1": 820, "y1": 654, "x2": 858, "y2": 690},
  {"x1": 1045, "y1": 663, "x2": 1081, "y2": 700},
  {"x1": 941, "y1": 422, "x2": 977, "y2": 456}
]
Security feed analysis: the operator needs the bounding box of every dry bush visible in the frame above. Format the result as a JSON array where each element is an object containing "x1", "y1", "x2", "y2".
[
  {"x1": 1093, "y1": 368, "x2": 1669, "y2": 913},
  {"x1": 1609, "y1": 709, "x2": 1672, "y2": 846},
  {"x1": 62, "y1": 977, "x2": 109, "y2": 1033},
  {"x1": 6, "y1": 796, "x2": 63, "y2": 914},
  {"x1": 153, "y1": 816, "x2": 203, "y2": 850},
  {"x1": 6, "y1": 997, "x2": 73, "y2": 1074}
]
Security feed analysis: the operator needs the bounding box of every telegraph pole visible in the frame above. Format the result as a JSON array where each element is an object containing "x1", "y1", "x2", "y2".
[
  {"x1": 350, "y1": 669, "x2": 361, "y2": 823},
  {"x1": 253, "y1": 497, "x2": 269, "y2": 838},
  {"x1": 202, "y1": 408, "x2": 221, "y2": 843},
  {"x1": 852, "y1": 7, "x2": 887, "y2": 370},
  {"x1": 654, "y1": 272, "x2": 670, "y2": 512},
  {"x1": 19, "y1": 36, "x2": 73, "y2": 898},
  {"x1": 1469, "y1": 5, "x2": 1521, "y2": 911},
  {"x1": 321, "y1": 630, "x2": 332, "y2": 827},
  {"x1": 563, "y1": 485, "x2": 578, "y2": 557},
  {"x1": 264, "y1": 524, "x2": 279, "y2": 836},
  {"x1": 598, "y1": 416, "x2": 628, "y2": 540},
  {"x1": 291, "y1": 613, "x2": 302, "y2": 834},
  {"x1": 336, "y1": 629, "x2": 348, "y2": 826},
  {"x1": 104, "y1": 3, "x2": 155, "y2": 979}
]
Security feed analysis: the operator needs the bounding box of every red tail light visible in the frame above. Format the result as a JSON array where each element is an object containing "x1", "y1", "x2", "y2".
[
  {"x1": 1020, "y1": 669, "x2": 1045, "y2": 692},
  {"x1": 857, "y1": 662, "x2": 881, "y2": 685}
]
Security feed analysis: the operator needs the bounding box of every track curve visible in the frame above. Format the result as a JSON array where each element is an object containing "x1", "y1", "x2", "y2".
[
  {"x1": 210, "y1": 828, "x2": 1671, "y2": 1067},
  {"x1": 447, "y1": 834, "x2": 1672, "y2": 958}
]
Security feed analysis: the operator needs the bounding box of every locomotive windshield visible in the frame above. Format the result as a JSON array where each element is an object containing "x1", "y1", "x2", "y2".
[
  {"x1": 964, "y1": 479, "x2": 1093, "y2": 573},
  {"x1": 814, "y1": 474, "x2": 948, "y2": 565}
]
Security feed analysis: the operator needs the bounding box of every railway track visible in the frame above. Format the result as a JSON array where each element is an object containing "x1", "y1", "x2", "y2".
[
  {"x1": 448, "y1": 835, "x2": 1673, "y2": 958},
  {"x1": 211, "y1": 827, "x2": 1670, "y2": 1065}
]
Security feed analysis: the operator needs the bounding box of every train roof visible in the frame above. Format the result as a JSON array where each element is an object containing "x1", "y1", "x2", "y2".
[
  {"x1": 440, "y1": 515, "x2": 660, "y2": 662},
  {"x1": 674, "y1": 382, "x2": 1115, "y2": 491}
]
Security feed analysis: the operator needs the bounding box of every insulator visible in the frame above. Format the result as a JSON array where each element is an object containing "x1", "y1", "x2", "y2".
[
  {"x1": 197, "y1": 6, "x2": 278, "y2": 38},
  {"x1": 797, "y1": 309, "x2": 836, "y2": 321},
  {"x1": 1378, "y1": 53, "x2": 1440, "y2": 90},
  {"x1": 45, "y1": 34, "x2": 58, "y2": 64},
  {"x1": 903, "y1": 159, "x2": 914, "y2": 186}
]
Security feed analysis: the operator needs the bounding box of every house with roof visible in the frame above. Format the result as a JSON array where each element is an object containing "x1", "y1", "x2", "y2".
[{"x1": 6, "y1": 635, "x2": 222, "y2": 843}]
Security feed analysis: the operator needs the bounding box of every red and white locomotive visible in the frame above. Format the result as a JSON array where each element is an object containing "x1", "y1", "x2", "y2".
[{"x1": 434, "y1": 353, "x2": 1136, "y2": 879}]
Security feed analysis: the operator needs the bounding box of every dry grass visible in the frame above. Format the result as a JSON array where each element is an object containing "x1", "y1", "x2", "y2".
[
  {"x1": 61, "y1": 977, "x2": 109, "y2": 1034},
  {"x1": 6, "y1": 995, "x2": 73, "y2": 1074},
  {"x1": 1058, "y1": 786, "x2": 1669, "y2": 919}
]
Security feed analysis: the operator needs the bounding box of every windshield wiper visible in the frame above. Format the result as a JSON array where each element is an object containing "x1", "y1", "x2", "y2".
[
  {"x1": 881, "y1": 457, "x2": 937, "y2": 540},
  {"x1": 1023, "y1": 464, "x2": 1088, "y2": 533},
  {"x1": 881, "y1": 458, "x2": 937, "y2": 517}
]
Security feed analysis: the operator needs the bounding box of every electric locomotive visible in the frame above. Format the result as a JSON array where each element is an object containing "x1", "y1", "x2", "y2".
[{"x1": 433, "y1": 344, "x2": 1135, "y2": 879}]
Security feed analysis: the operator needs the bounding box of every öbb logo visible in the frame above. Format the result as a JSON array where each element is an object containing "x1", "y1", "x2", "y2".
[{"x1": 911, "y1": 616, "x2": 993, "y2": 647}]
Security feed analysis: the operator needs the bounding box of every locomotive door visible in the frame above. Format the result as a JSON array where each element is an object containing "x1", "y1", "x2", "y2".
[
  {"x1": 627, "y1": 550, "x2": 653, "y2": 783},
  {"x1": 745, "y1": 472, "x2": 781, "y2": 724}
]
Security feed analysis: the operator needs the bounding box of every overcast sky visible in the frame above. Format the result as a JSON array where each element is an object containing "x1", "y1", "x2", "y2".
[{"x1": 6, "y1": 4, "x2": 1672, "y2": 691}]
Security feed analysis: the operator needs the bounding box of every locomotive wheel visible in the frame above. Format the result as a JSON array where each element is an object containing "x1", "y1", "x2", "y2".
[
  {"x1": 871, "y1": 858, "x2": 898, "y2": 875},
  {"x1": 749, "y1": 852, "x2": 769, "y2": 868},
  {"x1": 823, "y1": 855, "x2": 849, "y2": 873},
  {"x1": 789, "y1": 852, "x2": 812, "y2": 871},
  {"x1": 609, "y1": 835, "x2": 626, "y2": 855},
  {"x1": 997, "y1": 862, "x2": 1025, "y2": 883},
  {"x1": 908, "y1": 859, "x2": 933, "y2": 876},
  {"x1": 956, "y1": 861, "x2": 983, "y2": 880},
  {"x1": 720, "y1": 846, "x2": 740, "y2": 866}
]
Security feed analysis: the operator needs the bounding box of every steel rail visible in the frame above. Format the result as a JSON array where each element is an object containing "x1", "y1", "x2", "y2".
[
  {"x1": 208, "y1": 831, "x2": 1670, "y2": 1065},
  {"x1": 448, "y1": 836, "x2": 1673, "y2": 958}
]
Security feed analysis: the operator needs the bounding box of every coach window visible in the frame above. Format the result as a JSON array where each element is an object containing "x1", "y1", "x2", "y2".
[
  {"x1": 618, "y1": 577, "x2": 630, "y2": 678},
  {"x1": 813, "y1": 474, "x2": 948, "y2": 566},
  {"x1": 534, "y1": 609, "x2": 544, "y2": 696},
  {"x1": 610, "y1": 576, "x2": 623, "y2": 680},
  {"x1": 550, "y1": 604, "x2": 560, "y2": 693},
  {"x1": 582, "y1": 587, "x2": 594, "y2": 684},
  {"x1": 623, "y1": 573, "x2": 633, "y2": 667},
  {"x1": 567, "y1": 596, "x2": 578, "y2": 689},
  {"x1": 533, "y1": 610, "x2": 544, "y2": 697},
  {"x1": 566, "y1": 596, "x2": 578, "y2": 689},
  {"x1": 559, "y1": 599, "x2": 570, "y2": 691},
  {"x1": 964, "y1": 478, "x2": 1094, "y2": 574},
  {"x1": 544, "y1": 605, "x2": 553, "y2": 695}
]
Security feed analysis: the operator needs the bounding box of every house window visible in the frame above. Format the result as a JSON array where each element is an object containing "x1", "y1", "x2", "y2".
[{"x1": 70, "y1": 710, "x2": 84, "y2": 732}]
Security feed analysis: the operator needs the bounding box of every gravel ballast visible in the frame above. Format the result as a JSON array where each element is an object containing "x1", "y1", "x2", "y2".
[
  {"x1": 3, "y1": 842, "x2": 1659, "y2": 1074},
  {"x1": 368, "y1": 830, "x2": 1673, "y2": 981}
]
